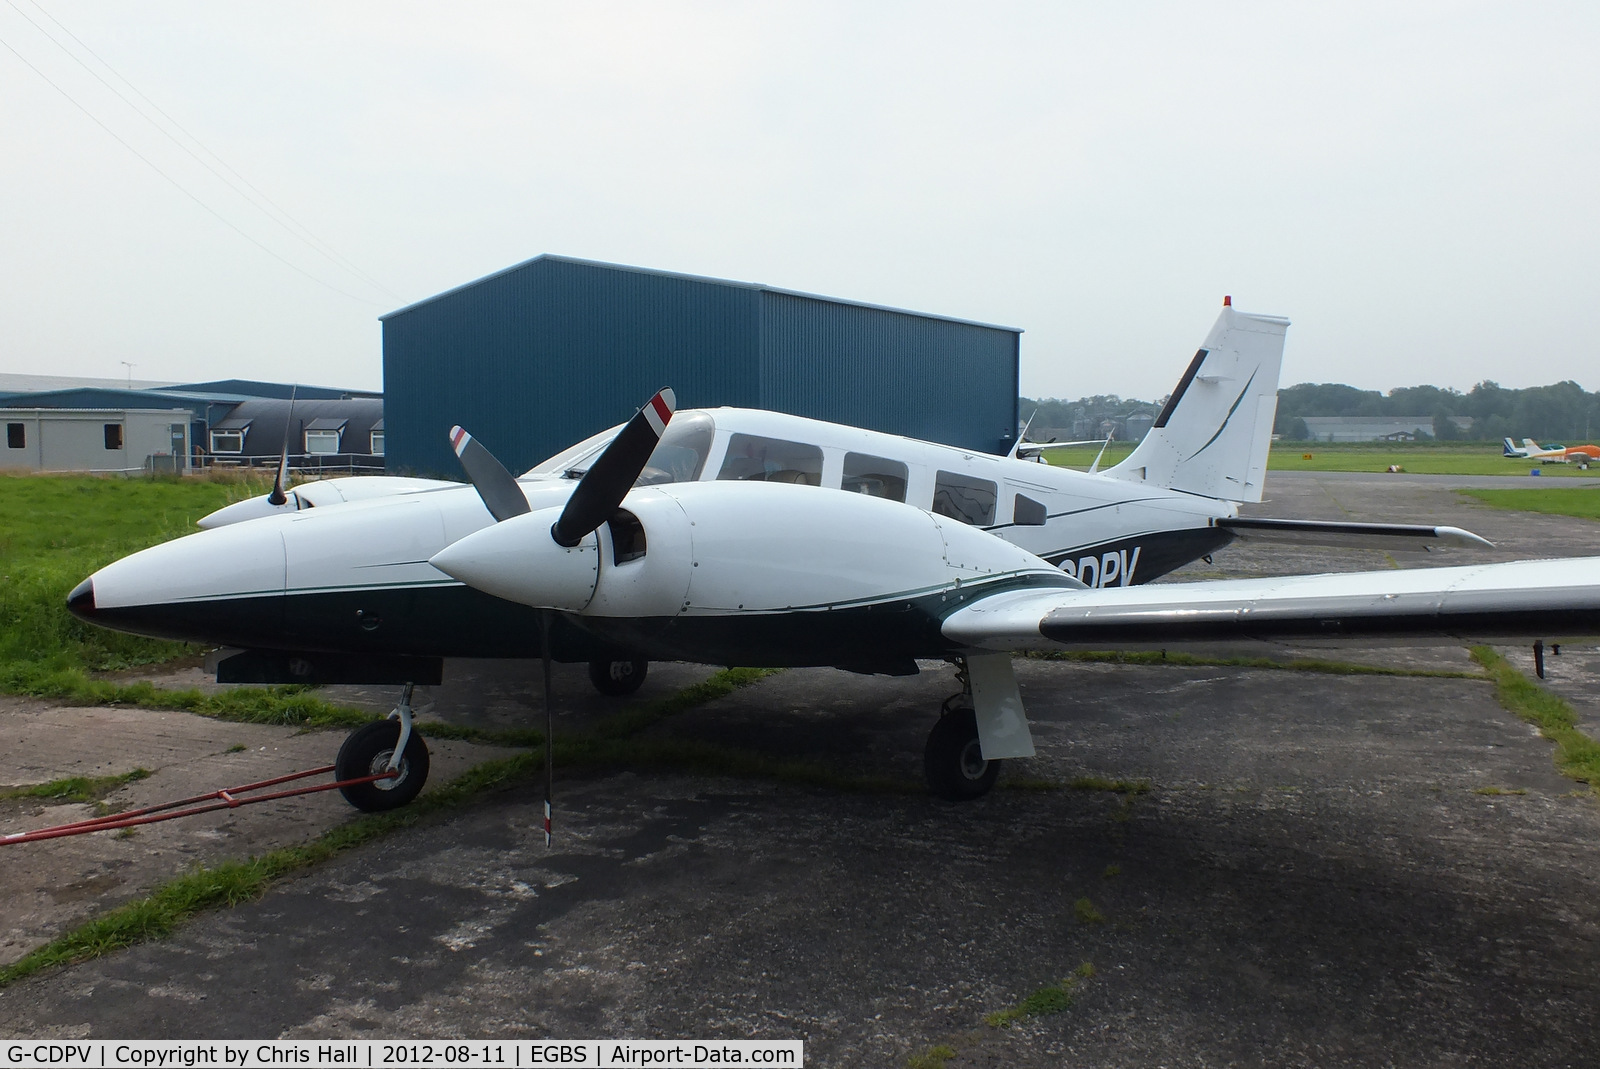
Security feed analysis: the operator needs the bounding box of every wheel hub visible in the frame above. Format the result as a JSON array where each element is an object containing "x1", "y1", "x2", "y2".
[{"x1": 367, "y1": 750, "x2": 407, "y2": 790}]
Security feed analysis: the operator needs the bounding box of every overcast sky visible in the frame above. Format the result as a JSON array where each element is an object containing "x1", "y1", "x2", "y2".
[{"x1": 1, "y1": 2, "x2": 1596, "y2": 401}]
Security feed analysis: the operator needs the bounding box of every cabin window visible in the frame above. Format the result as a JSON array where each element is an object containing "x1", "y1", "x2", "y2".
[
  {"x1": 305, "y1": 429, "x2": 341, "y2": 455},
  {"x1": 210, "y1": 430, "x2": 243, "y2": 454},
  {"x1": 103, "y1": 424, "x2": 123, "y2": 450},
  {"x1": 933, "y1": 470, "x2": 996, "y2": 525},
  {"x1": 637, "y1": 410, "x2": 714, "y2": 485},
  {"x1": 1013, "y1": 494, "x2": 1047, "y2": 526},
  {"x1": 717, "y1": 433, "x2": 823, "y2": 486},
  {"x1": 370, "y1": 431, "x2": 385, "y2": 455},
  {"x1": 842, "y1": 452, "x2": 908, "y2": 501},
  {"x1": 6, "y1": 423, "x2": 23, "y2": 449}
]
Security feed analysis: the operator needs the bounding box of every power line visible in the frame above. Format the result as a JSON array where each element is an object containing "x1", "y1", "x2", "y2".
[
  {"x1": 20, "y1": 0, "x2": 403, "y2": 302},
  {"x1": 0, "y1": 19, "x2": 385, "y2": 305}
]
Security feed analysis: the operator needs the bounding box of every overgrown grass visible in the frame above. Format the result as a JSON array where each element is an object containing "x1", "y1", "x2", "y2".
[
  {"x1": 1469, "y1": 646, "x2": 1600, "y2": 796},
  {"x1": 1458, "y1": 487, "x2": 1600, "y2": 520},
  {"x1": 1026, "y1": 648, "x2": 1488, "y2": 680},
  {"x1": 0, "y1": 769, "x2": 150, "y2": 804},
  {"x1": 0, "y1": 473, "x2": 267, "y2": 677}
]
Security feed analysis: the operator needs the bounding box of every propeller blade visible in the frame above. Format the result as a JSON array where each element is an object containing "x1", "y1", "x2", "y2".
[
  {"x1": 450, "y1": 426, "x2": 531, "y2": 522},
  {"x1": 550, "y1": 388, "x2": 675, "y2": 547},
  {"x1": 267, "y1": 387, "x2": 297, "y2": 506}
]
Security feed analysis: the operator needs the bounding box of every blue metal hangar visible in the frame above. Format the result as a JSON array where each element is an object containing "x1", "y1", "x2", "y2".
[{"x1": 380, "y1": 255, "x2": 1021, "y2": 477}]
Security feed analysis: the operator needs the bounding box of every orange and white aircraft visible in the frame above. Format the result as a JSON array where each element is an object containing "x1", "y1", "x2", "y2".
[{"x1": 1502, "y1": 438, "x2": 1600, "y2": 465}]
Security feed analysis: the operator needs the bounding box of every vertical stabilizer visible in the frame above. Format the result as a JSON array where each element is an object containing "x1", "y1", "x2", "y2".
[{"x1": 1105, "y1": 302, "x2": 1290, "y2": 503}]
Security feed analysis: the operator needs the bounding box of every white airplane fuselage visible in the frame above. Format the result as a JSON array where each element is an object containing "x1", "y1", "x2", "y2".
[{"x1": 73, "y1": 406, "x2": 1237, "y2": 673}]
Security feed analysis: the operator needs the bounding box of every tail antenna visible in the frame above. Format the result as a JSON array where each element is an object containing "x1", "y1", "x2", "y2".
[{"x1": 267, "y1": 386, "x2": 298, "y2": 506}]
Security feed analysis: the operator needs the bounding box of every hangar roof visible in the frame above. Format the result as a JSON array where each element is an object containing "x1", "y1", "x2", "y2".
[{"x1": 380, "y1": 254, "x2": 1022, "y2": 333}]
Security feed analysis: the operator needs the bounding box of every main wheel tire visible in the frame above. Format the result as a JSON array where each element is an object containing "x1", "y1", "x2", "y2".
[
  {"x1": 924, "y1": 708, "x2": 1000, "y2": 801},
  {"x1": 588, "y1": 658, "x2": 649, "y2": 696},
  {"x1": 336, "y1": 719, "x2": 430, "y2": 812}
]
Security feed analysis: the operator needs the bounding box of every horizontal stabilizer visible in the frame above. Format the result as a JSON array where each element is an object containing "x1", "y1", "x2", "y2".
[
  {"x1": 1216, "y1": 517, "x2": 1492, "y2": 552},
  {"x1": 942, "y1": 556, "x2": 1600, "y2": 651}
]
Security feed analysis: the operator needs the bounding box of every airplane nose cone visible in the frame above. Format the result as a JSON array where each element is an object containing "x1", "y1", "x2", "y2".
[
  {"x1": 67, "y1": 577, "x2": 95, "y2": 619},
  {"x1": 430, "y1": 508, "x2": 599, "y2": 610}
]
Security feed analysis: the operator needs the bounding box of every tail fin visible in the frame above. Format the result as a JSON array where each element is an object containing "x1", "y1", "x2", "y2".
[
  {"x1": 1104, "y1": 301, "x2": 1289, "y2": 503},
  {"x1": 1503, "y1": 438, "x2": 1523, "y2": 457}
]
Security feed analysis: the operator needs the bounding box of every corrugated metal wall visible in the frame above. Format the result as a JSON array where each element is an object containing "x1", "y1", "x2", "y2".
[
  {"x1": 757, "y1": 291, "x2": 1018, "y2": 453},
  {"x1": 384, "y1": 258, "x2": 761, "y2": 476},
  {"x1": 382, "y1": 256, "x2": 1019, "y2": 477}
]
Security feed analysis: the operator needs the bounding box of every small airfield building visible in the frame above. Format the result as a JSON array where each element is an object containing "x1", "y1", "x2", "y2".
[{"x1": 2, "y1": 408, "x2": 191, "y2": 474}]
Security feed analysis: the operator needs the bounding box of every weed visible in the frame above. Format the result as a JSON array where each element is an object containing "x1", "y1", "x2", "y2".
[
  {"x1": 0, "y1": 769, "x2": 150, "y2": 804},
  {"x1": 1470, "y1": 647, "x2": 1600, "y2": 796},
  {"x1": 983, "y1": 963, "x2": 1095, "y2": 1028},
  {"x1": 905, "y1": 1045, "x2": 956, "y2": 1069},
  {"x1": 225, "y1": 744, "x2": 247, "y2": 754},
  {"x1": 1472, "y1": 786, "x2": 1529, "y2": 796},
  {"x1": 1102, "y1": 864, "x2": 1121, "y2": 879},
  {"x1": 1068, "y1": 775, "x2": 1150, "y2": 795},
  {"x1": 1074, "y1": 897, "x2": 1105, "y2": 925}
]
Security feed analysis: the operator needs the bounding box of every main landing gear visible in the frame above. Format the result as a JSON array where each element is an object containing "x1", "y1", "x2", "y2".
[
  {"x1": 337, "y1": 683, "x2": 431, "y2": 812},
  {"x1": 923, "y1": 660, "x2": 1001, "y2": 801},
  {"x1": 588, "y1": 658, "x2": 649, "y2": 696}
]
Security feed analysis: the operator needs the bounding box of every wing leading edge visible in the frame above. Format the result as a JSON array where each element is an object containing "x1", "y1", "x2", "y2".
[{"x1": 942, "y1": 557, "x2": 1600, "y2": 651}]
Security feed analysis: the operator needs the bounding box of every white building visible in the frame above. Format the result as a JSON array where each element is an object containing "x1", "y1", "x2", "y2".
[{"x1": 2, "y1": 409, "x2": 191, "y2": 474}]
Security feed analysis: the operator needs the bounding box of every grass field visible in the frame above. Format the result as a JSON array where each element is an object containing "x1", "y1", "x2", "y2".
[
  {"x1": 1041, "y1": 441, "x2": 1599, "y2": 477},
  {"x1": 1459, "y1": 487, "x2": 1600, "y2": 521},
  {"x1": 0, "y1": 473, "x2": 267, "y2": 675}
]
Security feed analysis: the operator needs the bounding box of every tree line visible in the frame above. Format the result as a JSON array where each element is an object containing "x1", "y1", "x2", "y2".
[{"x1": 1023, "y1": 380, "x2": 1600, "y2": 444}]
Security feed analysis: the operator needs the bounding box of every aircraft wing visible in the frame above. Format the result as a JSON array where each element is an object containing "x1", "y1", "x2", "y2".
[
  {"x1": 1216, "y1": 517, "x2": 1492, "y2": 552},
  {"x1": 941, "y1": 557, "x2": 1600, "y2": 651}
]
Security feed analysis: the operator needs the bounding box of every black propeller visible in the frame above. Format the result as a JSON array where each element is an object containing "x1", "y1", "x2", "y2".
[
  {"x1": 551, "y1": 388, "x2": 676, "y2": 546},
  {"x1": 267, "y1": 386, "x2": 298, "y2": 507},
  {"x1": 445, "y1": 388, "x2": 676, "y2": 848},
  {"x1": 450, "y1": 426, "x2": 533, "y2": 522}
]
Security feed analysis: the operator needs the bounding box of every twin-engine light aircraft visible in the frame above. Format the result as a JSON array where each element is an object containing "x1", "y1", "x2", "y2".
[{"x1": 67, "y1": 301, "x2": 1600, "y2": 817}]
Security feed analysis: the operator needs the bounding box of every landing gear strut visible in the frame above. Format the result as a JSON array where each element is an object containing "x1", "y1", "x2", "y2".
[
  {"x1": 588, "y1": 658, "x2": 649, "y2": 696},
  {"x1": 336, "y1": 683, "x2": 430, "y2": 811},
  {"x1": 923, "y1": 661, "x2": 1001, "y2": 801}
]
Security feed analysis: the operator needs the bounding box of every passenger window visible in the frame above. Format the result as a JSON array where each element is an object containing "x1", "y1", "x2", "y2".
[
  {"x1": 933, "y1": 471, "x2": 996, "y2": 526},
  {"x1": 1013, "y1": 494, "x2": 1047, "y2": 526},
  {"x1": 717, "y1": 433, "x2": 823, "y2": 486},
  {"x1": 842, "y1": 452, "x2": 907, "y2": 501}
]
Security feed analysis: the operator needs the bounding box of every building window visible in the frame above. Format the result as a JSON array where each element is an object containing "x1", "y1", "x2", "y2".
[
  {"x1": 6, "y1": 423, "x2": 22, "y2": 449},
  {"x1": 933, "y1": 471, "x2": 996, "y2": 526},
  {"x1": 210, "y1": 430, "x2": 243, "y2": 454},
  {"x1": 104, "y1": 424, "x2": 124, "y2": 450},
  {"x1": 716, "y1": 433, "x2": 822, "y2": 485},
  {"x1": 842, "y1": 452, "x2": 907, "y2": 501},
  {"x1": 370, "y1": 431, "x2": 385, "y2": 456},
  {"x1": 305, "y1": 430, "x2": 341, "y2": 455}
]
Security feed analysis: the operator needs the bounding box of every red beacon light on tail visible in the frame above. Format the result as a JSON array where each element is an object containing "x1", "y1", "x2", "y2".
[{"x1": 1223, "y1": 295, "x2": 1232, "y2": 306}]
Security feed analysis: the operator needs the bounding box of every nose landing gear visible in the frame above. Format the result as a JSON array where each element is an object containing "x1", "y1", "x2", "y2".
[{"x1": 336, "y1": 683, "x2": 430, "y2": 811}]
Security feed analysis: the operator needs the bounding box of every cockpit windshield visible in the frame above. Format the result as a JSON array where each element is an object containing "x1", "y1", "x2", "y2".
[
  {"x1": 633, "y1": 411, "x2": 715, "y2": 486},
  {"x1": 521, "y1": 411, "x2": 716, "y2": 487}
]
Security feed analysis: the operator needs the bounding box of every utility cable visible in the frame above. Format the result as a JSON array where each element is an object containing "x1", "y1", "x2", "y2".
[
  {"x1": 10, "y1": 0, "x2": 403, "y2": 302},
  {"x1": 0, "y1": 29, "x2": 380, "y2": 305}
]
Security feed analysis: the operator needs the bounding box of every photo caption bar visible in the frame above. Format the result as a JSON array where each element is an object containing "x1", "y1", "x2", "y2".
[{"x1": 2, "y1": 1042, "x2": 803, "y2": 1069}]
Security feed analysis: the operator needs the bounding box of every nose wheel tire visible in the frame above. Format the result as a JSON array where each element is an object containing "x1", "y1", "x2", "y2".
[
  {"x1": 336, "y1": 719, "x2": 430, "y2": 811},
  {"x1": 924, "y1": 707, "x2": 999, "y2": 801},
  {"x1": 588, "y1": 658, "x2": 649, "y2": 696}
]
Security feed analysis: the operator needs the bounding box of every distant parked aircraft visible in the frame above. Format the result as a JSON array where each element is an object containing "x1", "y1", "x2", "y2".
[{"x1": 1503, "y1": 438, "x2": 1600, "y2": 466}]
